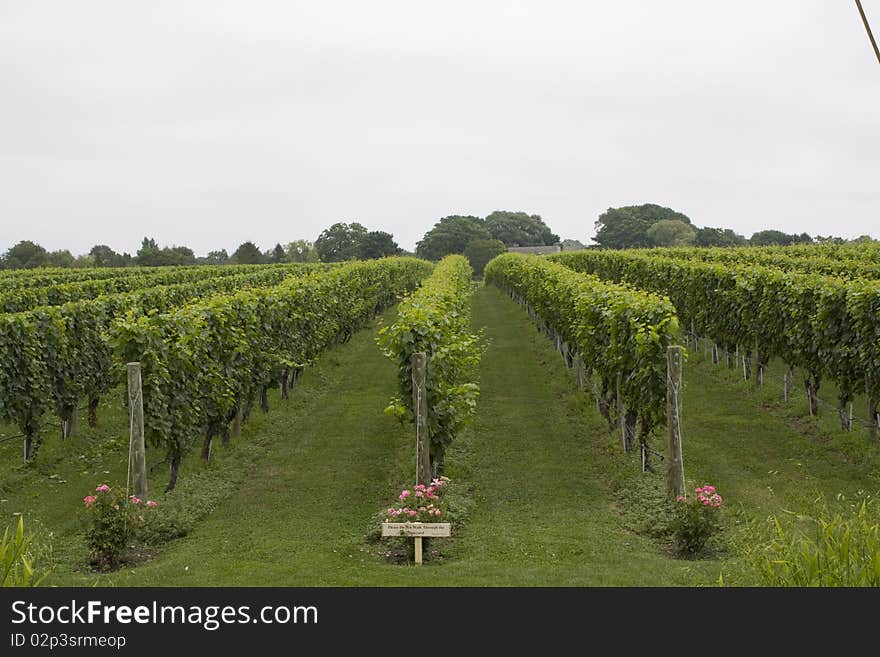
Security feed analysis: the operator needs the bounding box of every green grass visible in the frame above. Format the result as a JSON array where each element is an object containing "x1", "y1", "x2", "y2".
[{"x1": 2, "y1": 285, "x2": 879, "y2": 586}]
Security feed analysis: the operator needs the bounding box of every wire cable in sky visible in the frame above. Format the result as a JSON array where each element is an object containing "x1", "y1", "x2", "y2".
[{"x1": 855, "y1": 0, "x2": 880, "y2": 64}]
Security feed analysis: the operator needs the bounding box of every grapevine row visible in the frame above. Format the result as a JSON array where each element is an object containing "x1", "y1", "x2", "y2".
[
  {"x1": 484, "y1": 253, "x2": 679, "y2": 451},
  {"x1": 377, "y1": 255, "x2": 481, "y2": 475},
  {"x1": 0, "y1": 263, "x2": 317, "y2": 314},
  {"x1": 114, "y1": 257, "x2": 432, "y2": 490},
  {"x1": 643, "y1": 246, "x2": 880, "y2": 281},
  {"x1": 551, "y1": 250, "x2": 880, "y2": 433},
  {"x1": 0, "y1": 264, "x2": 328, "y2": 461},
  {"x1": 0, "y1": 265, "x2": 213, "y2": 291}
]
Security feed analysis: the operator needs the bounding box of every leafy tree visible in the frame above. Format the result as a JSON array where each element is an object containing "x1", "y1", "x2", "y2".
[
  {"x1": 814, "y1": 235, "x2": 847, "y2": 245},
  {"x1": 695, "y1": 227, "x2": 748, "y2": 247},
  {"x1": 46, "y1": 250, "x2": 75, "y2": 267},
  {"x1": 135, "y1": 237, "x2": 162, "y2": 266},
  {"x1": 464, "y1": 239, "x2": 506, "y2": 276},
  {"x1": 416, "y1": 215, "x2": 491, "y2": 261},
  {"x1": 647, "y1": 220, "x2": 697, "y2": 247},
  {"x1": 315, "y1": 222, "x2": 369, "y2": 262},
  {"x1": 561, "y1": 239, "x2": 587, "y2": 251},
  {"x1": 358, "y1": 231, "x2": 400, "y2": 259},
  {"x1": 750, "y1": 230, "x2": 812, "y2": 246},
  {"x1": 204, "y1": 249, "x2": 229, "y2": 265},
  {"x1": 230, "y1": 241, "x2": 264, "y2": 264},
  {"x1": 1, "y1": 241, "x2": 49, "y2": 269},
  {"x1": 285, "y1": 240, "x2": 319, "y2": 263},
  {"x1": 593, "y1": 204, "x2": 691, "y2": 249},
  {"x1": 73, "y1": 254, "x2": 96, "y2": 268},
  {"x1": 484, "y1": 210, "x2": 559, "y2": 246},
  {"x1": 135, "y1": 238, "x2": 195, "y2": 266},
  {"x1": 89, "y1": 244, "x2": 130, "y2": 267},
  {"x1": 270, "y1": 243, "x2": 287, "y2": 263},
  {"x1": 167, "y1": 246, "x2": 196, "y2": 265}
]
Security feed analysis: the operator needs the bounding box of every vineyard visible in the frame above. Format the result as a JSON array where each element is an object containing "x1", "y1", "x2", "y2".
[
  {"x1": 1, "y1": 245, "x2": 879, "y2": 586},
  {"x1": 549, "y1": 247, "x2": 880, "y2": 438}
]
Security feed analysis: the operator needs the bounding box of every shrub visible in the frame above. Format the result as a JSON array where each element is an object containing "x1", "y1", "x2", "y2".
[
  {"x1": 82, "y1": 483, "x2": 157, "y2": 568},
  {"x1": 669, "y1": 484, "x2": 723, "y2": 555},
  {"x1": 383, "y1": 478, "x2": 450, "y2": 524}
]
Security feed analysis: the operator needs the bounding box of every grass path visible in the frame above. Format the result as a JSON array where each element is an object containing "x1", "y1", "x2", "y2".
[
  {"x1": 435, "y1": 285, "x2": 722, "y2": 584},
  {"x1": 106, "y1": 285, "x2": 720, "y2": 586}
]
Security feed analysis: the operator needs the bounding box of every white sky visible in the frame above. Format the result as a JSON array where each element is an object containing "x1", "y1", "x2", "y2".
[{"x1": 1, "y1": 1, "x2": 878, "y2": 255}]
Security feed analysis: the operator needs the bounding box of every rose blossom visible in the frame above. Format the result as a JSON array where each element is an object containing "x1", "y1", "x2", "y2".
[
  {"x1": 96, "y1": 484, "x2": 110, "y2": 492},
  {"x1": 83, "y1": 495, "x2": 96, "y2": 507}
]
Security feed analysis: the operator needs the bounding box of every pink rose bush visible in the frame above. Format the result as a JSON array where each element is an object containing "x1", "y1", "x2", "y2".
[
  {"x1": 81, "y1": 483, "x2": 158, "y2": 568},
  {"x1": 384, "y1": 477, "x2": 449, "y2": 524},
  {"x1": 669, "y1": 483, "x2": 724, "y2": 555}
]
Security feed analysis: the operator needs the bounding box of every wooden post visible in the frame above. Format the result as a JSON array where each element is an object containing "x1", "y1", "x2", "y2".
[
  {"x1": 412, "y1": 352, "x2": 431, "y2": 486},
  {"x1": 414, "y1": 536, "x2": 423, "y2": 565},
  {"x1": 711, "y1": 344, "x2": 719, "y2": 364},
  {"x1": 666, "y1": 346, "x2": 685, "y2": 499},
  {"x1": 127, "y1": 362, "x2": 148, "y2": 499},
  {"x1": 616, "y1": 371, "x2": 626, "y2": 449},
  {"x1": 280, "y1": 368, "x2": 289, "y2": 400},
  {"x1": 576, "y1": 355, "x2": 585, "y2": 391},
  {"x1": 61, "y1": 405, "x2": 77, "y2": 440},
  {"x1": 382, "y1": 522, "x2": 449, "y2": 565}
]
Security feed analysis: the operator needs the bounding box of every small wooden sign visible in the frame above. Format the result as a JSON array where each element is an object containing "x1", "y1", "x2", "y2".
[
  {"x1": 381, "y1": 522, "x2": 451, "y2": 538},
  {"x1": 381, "y1": 522, "x2": 451, "y2": 565}
]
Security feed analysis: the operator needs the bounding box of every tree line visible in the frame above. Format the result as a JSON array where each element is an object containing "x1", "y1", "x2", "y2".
[
  {"x1": 591, "y1": 203, "x2": 873, "y2": 249},
  {"x1": 0, "y1": 210, "x2": 560, "y2": 271},
  {"x1": 2, "y1": 204, "x2": 873, "y2": 270}
]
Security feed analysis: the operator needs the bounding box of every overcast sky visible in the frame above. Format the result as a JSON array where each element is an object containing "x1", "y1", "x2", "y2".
[{"x1": 1, "y1": 1, "x2": 877, "y2": 255}]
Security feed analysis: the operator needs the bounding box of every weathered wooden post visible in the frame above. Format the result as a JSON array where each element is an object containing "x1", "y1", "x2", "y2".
[
  {"x1": 127, "y1": 362, "x2": 148, "y2": 499},
  {"x1": 61, "y1": 405, "x2": 77, "y2": 440},
  {"x1": 412, "y1": 352, "x2": 431, "y2": 486},
  {"x1": 666, "y1": 346, "x2": 685, "y2": 499},
  {"x1": 616, "y1": 371, "x2": 626, "y2": 449}
]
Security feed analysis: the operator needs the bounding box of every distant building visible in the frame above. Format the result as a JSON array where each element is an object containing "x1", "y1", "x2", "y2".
[{"x1": 507, "y1": 245, "x2": 562, "y2": 255}]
